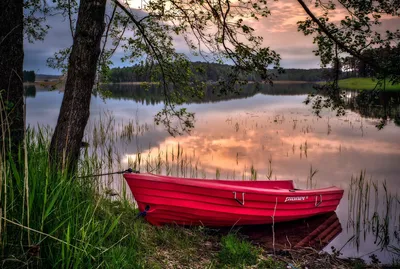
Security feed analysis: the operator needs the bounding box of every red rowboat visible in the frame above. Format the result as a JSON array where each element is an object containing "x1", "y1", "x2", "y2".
[{"x1": 123, "y1": 173, "x2": 344, "y2": 227}]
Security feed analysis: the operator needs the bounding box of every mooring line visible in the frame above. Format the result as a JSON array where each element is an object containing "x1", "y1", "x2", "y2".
[{"x1": 77, "y1": 168, "x2": 138, "y2": 178}]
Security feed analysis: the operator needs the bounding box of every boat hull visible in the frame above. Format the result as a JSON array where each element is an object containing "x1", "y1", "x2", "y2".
[{"x1": 123, "y1": 173, "x2": 344, "y2": 227}]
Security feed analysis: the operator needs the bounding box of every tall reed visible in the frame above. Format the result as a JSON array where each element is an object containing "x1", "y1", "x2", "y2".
[
  {"x1": 347, "y1": 171, "x2": 399, "y2": 253},
  {"x1": 0, "y1": 128, "x2": 142, "y2": 268}
]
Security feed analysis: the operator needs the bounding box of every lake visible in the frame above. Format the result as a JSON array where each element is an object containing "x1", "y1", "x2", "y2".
[{"x1": 25, "y1": 83, "x2": 400, "y2": 264}]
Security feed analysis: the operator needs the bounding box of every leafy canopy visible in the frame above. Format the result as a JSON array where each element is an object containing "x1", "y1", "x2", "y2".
[
  {"x1": 29, "y1": 0, "x2": 282, "y2": 135},
  {"x1": 297, "y1": 0, "x2": 400, "y2": 120}
]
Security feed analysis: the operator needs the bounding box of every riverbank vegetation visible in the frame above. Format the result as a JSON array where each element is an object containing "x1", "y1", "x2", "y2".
[
  {"x1": 1, "y1": 0, "x2": 400, "y2": 267},
  {"x1": 338, "y1": 78, "x2": 400, "y2": 91},
  {"x1": 107, "y1": 64, "x2": 326, "y2": 83},
  {"x1": 1, "y1": 125, "x2": 398, "y2": 268},
  {"x1": 23, "y1": 71, "x2": 36, "y2": 83}
]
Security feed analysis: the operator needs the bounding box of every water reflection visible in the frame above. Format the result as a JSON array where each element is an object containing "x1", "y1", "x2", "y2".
[
  {"x1": 347, "y1": 172, "x2": 400, "y2": 254},
  {"x1": 25, "y1": 83, "x2": 400, "y2": 263},
  {"x1": 98, "y1": 83, "x2": 316, "y2": 105},
  {"x1": 345, "y1": 90, "x2": 400, "y2": 129},
  {"x1": 24, "y1": 85, "x2": 36, "y2": 98},
  {"x1": 236, "y1": 212, "x2": 342, "y2": 251},
  {"x1": 25, "y1": 84, "x2": 400, "y2": 129},
  {"x1": 96, "y1": 83, "x2": 400, "y2": 126}
]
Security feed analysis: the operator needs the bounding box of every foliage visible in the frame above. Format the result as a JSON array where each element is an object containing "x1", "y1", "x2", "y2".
[
  {"x1": 20, "y1": 0, "x2": 400, "y2": 137},
  {"x1": 218, "y1": 234, "x2": 260, "y2": 268},
  {"x1": 297, "y1": 0, "x2": 400, "y2": 73},
  {"x1": 297, "y1": 0, "x2": 400, "y2": 120},
  {"x1": 108, "y1": 63, "x2": 326, "y2": 83},
  {"x1": 98, "y1": 82, "x2": 317, "y2": 104},
  {"x1": 94, "y1": 83, "x2": 400, "y2": 130},
  {"x1": 1, "y1": 128, "x2": 134, "y2": 268},
  {"x1": 0, "y1": 128, "x2": 217, "y2": 268},
  {"x1": 38, "y1": 0, "x2": 283, "y2": 135},
  {"x1": 24, "y1": 85, "x2": 37, "y2": 97},
  {"x1": 23, "y1": 70, "x2": 36, "y2": 82},
  {"x1": 342, "y1": 46, "x2": 400, "y2": 82},
  {"x1": 23, "y1": 0, "x2": 51, "y2": 42},
  {"x1": 338, "y1": 78, "x2": 400, "y2": 91}
]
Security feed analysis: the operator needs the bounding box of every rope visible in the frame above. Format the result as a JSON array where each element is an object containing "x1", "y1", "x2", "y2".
[
  {"x1": 77, "y1": 168, "x2": 139, "y2": 178},
  {"x1": 134, "y1": 205, "x2": 150, "y2": 220},
  {"x1": 77, "y1": 168, "x2": 149, "y2": 221}
]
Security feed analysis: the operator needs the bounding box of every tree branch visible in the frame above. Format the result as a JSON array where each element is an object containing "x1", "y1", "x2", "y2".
[{"x1": 296, "y1": 0, "x2": 380, "y2": 72}]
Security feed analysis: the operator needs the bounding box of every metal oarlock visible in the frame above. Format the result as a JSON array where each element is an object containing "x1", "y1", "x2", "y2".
[{"x1": 233, "y1": 191, "x2": 245, "y2": 206}]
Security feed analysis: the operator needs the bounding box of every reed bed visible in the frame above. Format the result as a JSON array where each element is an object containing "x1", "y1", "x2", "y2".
[
  {"x1": 1, "y1": 107, "x2": 399, "y2": 267},
  {"x1": 347, "y1": 171, "x2": 399, "y2": 254},
  {"x1": 1, "y1": 128, "x2": 138, "y2": 268},
  {"x1": 0, "y1": 127, "x2": 227, "y2": 268}
]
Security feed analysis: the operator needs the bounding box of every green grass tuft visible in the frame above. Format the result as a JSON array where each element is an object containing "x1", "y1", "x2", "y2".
[
  {"x1": 338, "y1": 77, "x2": 400, "y2": 91},
  {"x1": 218, "y1": 234, "x2": 259, "y2": 268}
]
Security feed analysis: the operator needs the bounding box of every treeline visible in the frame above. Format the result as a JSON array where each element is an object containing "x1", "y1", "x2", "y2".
[
  {"x1": 23, "y1": 70, "x2": 36, "y2": 82},
  {"x1": 98, "y1": 83, "x2": 317, "y2": 105},
  {"x1": 107, "y1": 45, "x2": 400, "y2": 83},
  {"x1": 97, "y1": 83, "x2": 400, "y2": 126},
  {"x1": 341, "y1": 45, "x2": 400, "y2": 79},
  {"x1": 107, "y1": 62, "x2": 229, "y2": 83},
  {"x1": 107, "y1": 62, "x2": 326, "y2": 83},
  {"x1": 272, "y1": 69, "x2": 324, "y2": 81}
]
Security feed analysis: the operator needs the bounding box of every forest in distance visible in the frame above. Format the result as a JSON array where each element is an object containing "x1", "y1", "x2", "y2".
[
  {"x1": 29, "y1": 65, "x2": 327, "y2": 83},
  {"x1": 106, "y1": 63, "x2": 327, "y2": 82},
  {"x1": 29, "y1": 63, "x2": 365, "y2": 84},
  {"x1": 29, "y1": 46, "x2": 400, "y2": 85},
  {"x1": 24, "y1": 83, "x2": 400, "y2": 129},
  {"x1": 106, "y1": 48, "x2": 399, "y2": 83}
]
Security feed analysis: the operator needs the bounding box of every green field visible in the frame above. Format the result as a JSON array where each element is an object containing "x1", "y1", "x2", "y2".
[{"x1": 338, "y1": 77, "x2": 400, "y2": 91}]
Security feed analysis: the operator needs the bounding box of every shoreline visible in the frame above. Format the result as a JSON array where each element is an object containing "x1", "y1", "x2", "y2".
[{"x1": 24, "y1": 80, "x2": 314, "y2": 88}]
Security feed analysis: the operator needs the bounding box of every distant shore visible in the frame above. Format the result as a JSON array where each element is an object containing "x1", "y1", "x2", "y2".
[
  {"x1": 272, "y1": 80, "x2": 311, "y2": 84},
  {"x1": 102, "y1": 80, "x2": 312, "y2": 85},
  {"x1": 24, "y1": 80, "x2": 313, "y2": 87},
  {"x1": 24, "y1": 80, "x2": 62, "y2": 87}
]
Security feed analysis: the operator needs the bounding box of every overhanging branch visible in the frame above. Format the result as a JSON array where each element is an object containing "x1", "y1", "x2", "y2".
[{"x1": 296, "y1": 0, "x2": 380, "y2": 72}]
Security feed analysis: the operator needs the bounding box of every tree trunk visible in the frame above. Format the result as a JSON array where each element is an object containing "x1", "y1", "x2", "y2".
[
  {"x1": 49, "y1": 0, "x2": 106, "y2": 171},
  {"x1": 0, "y1": 0, "x2": 24, "y2": 160}
]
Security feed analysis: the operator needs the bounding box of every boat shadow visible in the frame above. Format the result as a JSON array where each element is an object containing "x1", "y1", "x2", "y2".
[{"x1": 221, "y1": 212, "x2": 342, "y2": 251}]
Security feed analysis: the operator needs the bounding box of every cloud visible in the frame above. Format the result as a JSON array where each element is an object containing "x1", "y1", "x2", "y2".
[
  {"x1": 23, "y1": 0, "x2": 400, "y2": 74},
  {"x1": 24, "y1": 11, "x2": 73, "y2": 74}
]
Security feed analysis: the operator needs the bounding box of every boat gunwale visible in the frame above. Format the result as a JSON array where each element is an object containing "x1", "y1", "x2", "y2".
[
  {"x1": 124, "y1": 173, "x2": 344, "y2": 195},
  {"x1": 133, "y1": 191, "x2": 343, "y2": 211}
]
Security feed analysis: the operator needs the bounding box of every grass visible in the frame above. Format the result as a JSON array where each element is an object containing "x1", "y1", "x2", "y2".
[
  {"x1": 347, "y1": 171, "x2": 399, "y2": 254},
  {"x1": 1, "y1": 129, "x2": 136, "y2": 268},
  {"x1": 1, "y1": 127, "x2": 224, "y2": 268},
  {"x1": 0, "y1": 124, "x2": 296, "y2": 268},
  {"x1": 218, "y1": 234, "x2": 259, "y2": 268},
  {"x1": 2, "y1": 113, "x2": 399, "y2": 267},
  {"x1": 338, "y1": 77, "x2": 400, "y2": 91},
  {"x1": 217, "y1": 234, "x2": 289, "y2": 269},
  {"x1": 0, "y1": 128, "x2": 290, "y2": 269}
]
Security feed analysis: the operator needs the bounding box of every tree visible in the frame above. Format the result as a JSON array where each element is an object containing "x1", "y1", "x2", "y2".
[
  {"x1": 342, "y1": 56, "x2": 359, "y2": 78},
  {"x1": 297, "y1": 0, "x2": 400, "y2": 116},
  {"x1": 47, "y1": 0, "x2": 282, "y2": 170},
  {"x1": 23, "y1": 70, "x2": 36, "y2": 82},
  {"x1": 0, "y1": 0, "x2": 49, "y2": 161},
  {"x1": 49, "y1": 0, "x2": 107, "y2": 170},
  {"x1": 43, "y1": 0, "x2": 400, "y2": 170},
  {"x1": 0, "y1": 0, "x2": 24, "y2": 159}
]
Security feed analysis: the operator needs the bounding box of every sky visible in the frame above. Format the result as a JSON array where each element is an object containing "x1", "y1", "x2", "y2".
[{"x1": 23, "y1": 0, "x2": 400, "y2": 75}]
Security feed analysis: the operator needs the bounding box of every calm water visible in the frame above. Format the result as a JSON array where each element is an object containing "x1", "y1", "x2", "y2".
[{"x1": 26, "y1": 84, "x2": 400, "y2": 263}]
